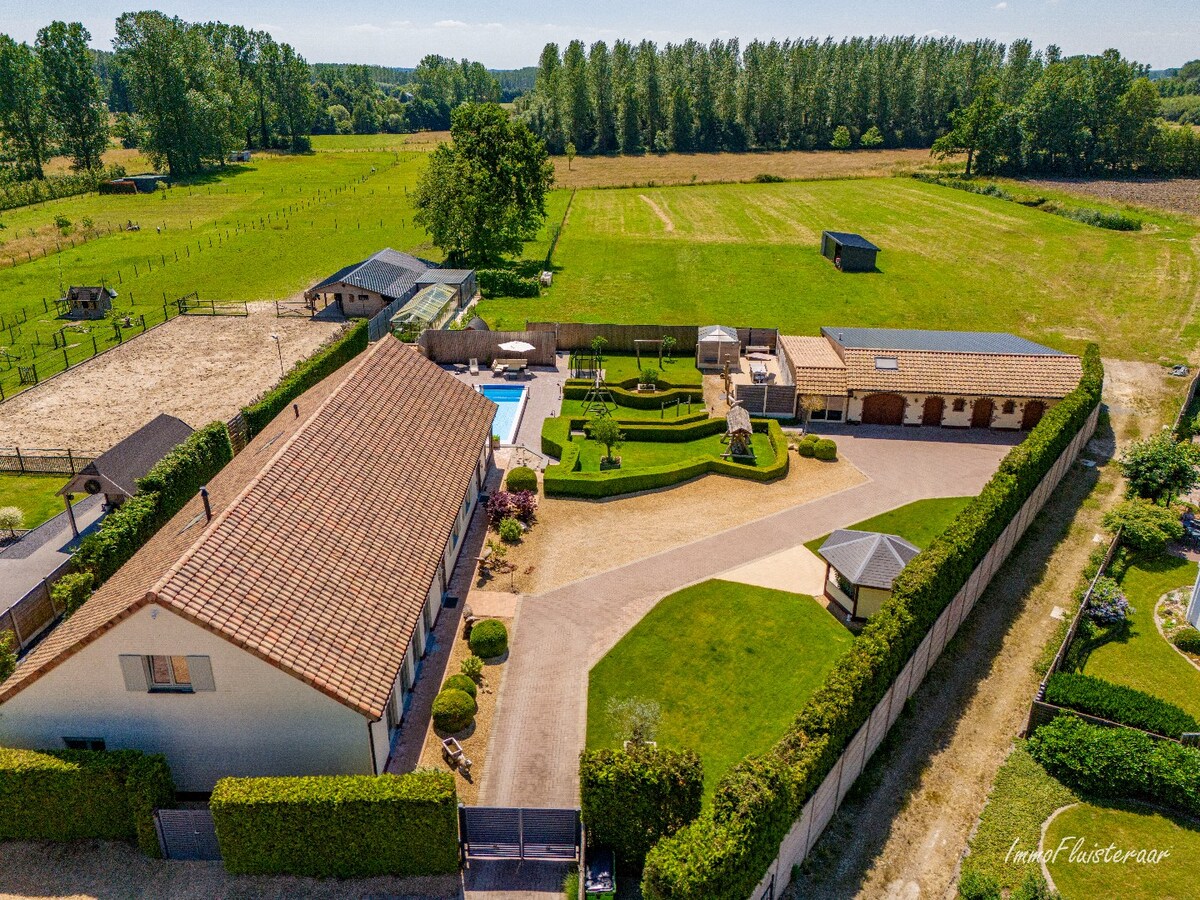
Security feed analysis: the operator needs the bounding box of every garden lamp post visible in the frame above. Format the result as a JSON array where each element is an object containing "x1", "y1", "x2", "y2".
[{"x1": 270, "y1": 333, "x2": 284, "y2": 376}]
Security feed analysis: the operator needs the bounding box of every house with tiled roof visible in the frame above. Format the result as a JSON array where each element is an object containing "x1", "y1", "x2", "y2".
[
  {"x1": 0, "y1": 340, "x2": 495, "y2": 791},
  {"x1": 304, "y1": 248, "x2": 476, "y2": 320},
  {"x1": 778, "y1": 327, "x2": 1082, "y2": 429}
]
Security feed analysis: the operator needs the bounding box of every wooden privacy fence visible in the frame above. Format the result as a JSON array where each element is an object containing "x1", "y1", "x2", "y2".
[
  {"x1": 0, "y1": 558, "x2": 71, "y2": 654},
  {"x1": 527, "y1": 322, "x2": 700, "y2": 353},
  {"x1": 421, "y1": 329, "x2": 557, "y2": 367},
  {"x1": 734, "y1": 384, "x2": 797, "y2": 417},
  {"x1": 750, "y1": 402, "x2": 1100, "y2": 900},
  {"x1": 0, "y1": 447, "x2": 97, "y2": 475}
]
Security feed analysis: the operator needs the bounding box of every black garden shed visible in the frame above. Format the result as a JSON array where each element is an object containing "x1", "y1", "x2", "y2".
[{"x1": 821, "y1": 231, "x2": 880, "y2": 272}]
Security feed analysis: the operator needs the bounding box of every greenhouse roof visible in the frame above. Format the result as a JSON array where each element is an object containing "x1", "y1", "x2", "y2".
[{"x1": 391, "y1": 283, "x2": 457, "y2": 325}]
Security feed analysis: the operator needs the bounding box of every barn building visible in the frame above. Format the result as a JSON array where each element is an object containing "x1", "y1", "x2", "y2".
[
  {"x1": 821, "y1": 231, "x2": 880, "y2": 272},
  {"x1": 779, "y1": 327, "x2": 1082, "y2": 429},
  {"x1": 305, "y1": 249, "x2": 478, "y2": 321}
]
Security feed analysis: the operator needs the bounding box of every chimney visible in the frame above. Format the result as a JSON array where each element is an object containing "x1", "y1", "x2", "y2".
[
  {"x1": 293, "y1": 403, "x2": 300, "y2": 418},
  {"x1": 200, "y1": 486, "x2": 212, "y2": 522}
]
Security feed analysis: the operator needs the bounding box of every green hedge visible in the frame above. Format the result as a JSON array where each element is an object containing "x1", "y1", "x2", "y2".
[
  {"x1": 469, "y1": 619, "x2": 509, "y2": 658},
  {"x1": 242, "y1": 320, "x2": 369, "y2": 438},
  {"x1": 642, "y1": 345, "x2": 1103, "y2": 899},
  {"x1": 543, "y1": 420, "x2": 789, "y2": 499},
  {"x1": 478, "y1": 268, "x2": 540, "y2": 298},
  {"x1": 564, "y1": 382, "x2": 702, "y2": 410},
  {"x1": 1027, "y1": 716, "x2": 1200, "y2": 819},
  {"x1": 210, "y1": 770, "x2": 459, "y2": 877},
  {"x1": 0, "y1": 747, "x2": 174, "y2": 857},
  {"x1": 580, "y1": 746, "x2": 704, "y2": 870},
  {"x1": 1044, "y1": 673, "x2": 1199, "y2": 739},
  {"x1": 72, "y1": 422, "x2": 234, "y2": 585}
]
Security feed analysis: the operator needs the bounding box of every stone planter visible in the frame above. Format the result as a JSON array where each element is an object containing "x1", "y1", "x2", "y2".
[{"x1": 600, "y1": 456, "x2": 622, "y2": 471}]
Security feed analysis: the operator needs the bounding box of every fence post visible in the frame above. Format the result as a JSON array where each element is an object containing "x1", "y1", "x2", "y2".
[
  {"x1": 62, "y1": 347, "x2": 69, "y2": 370},
  {"x1": 67, "y1": 448, "x2": 75, "y2": 474},
  {"x1": 15, "y1": 446, "x2": 24, "y2": 473}
]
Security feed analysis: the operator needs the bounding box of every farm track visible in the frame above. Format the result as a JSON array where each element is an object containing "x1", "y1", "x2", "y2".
[{"x1": 787, "y1": 361, "x2": 1180, "y2": 900}]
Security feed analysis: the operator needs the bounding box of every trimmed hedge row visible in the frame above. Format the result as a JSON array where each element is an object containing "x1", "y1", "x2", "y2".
[
  {"x1": 242, "y1": 319, "x2": 369, "y2": 438},
  {"x1": 0, "y1": 747, "x2": 174, "y2": 857},
  {"x1": 73, "y1": 422, "x2": 234, "y2": 585},
  {"x1": 1028, "y1": 716, "x2": 1200, "y2": 819},
  {"x1": 642, "y1": 345, "x2": 1104, "y2": 899},
  {"x1": 478, "y1": 268, "x2": 540, "y2": 298},
  {"x1": 1044, "y1": 673, "x2": 1199, "y2": 739},
  {"x1": 543, "y1": 419, "x2": 790, "y2": 499},
  {"x1": 580, "y1": 746, "x2": 704, "y2": 870},
  {"x1": 564, "y1": 382, "x2": 703, "y2": 410},
  {"x1": 210, "y1": 770, "x2": 460, "y2": 877}
]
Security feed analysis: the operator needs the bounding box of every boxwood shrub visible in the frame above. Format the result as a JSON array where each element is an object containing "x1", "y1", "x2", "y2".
[
  {"x1": 797, "y1": 441, "x2": 816, "y2": 458},
  {"x1": 432, "y1": 688, "x2": 477, "y2": 733},
  {"x1": 580, "y1": 746, "x2": 703, "y2": 870},
  {"x1": 469, "y1": 619, "x2": 509, "y2": 659},
  {"x1": 1044, "y1": 673, "x2": 1198, "y2": 739},
  {"x1": 813, "y1": 439, "x2": 837, "y2": 461},
  {"x1": 242, "y1": 320, "x2": 369, "y2": 438},
  {"x1": 642, "y1": 346, "x2": 1103, "y2": 899},
  {"x1": 506, "y1": 466, "x2": 538, "y2": 493},
  {"x1": 1173, "y1": 626, "x2": 1200, "y2": 654},
  {"x1": 443, "y1": 673, "x2": 478, "y2": 698},
  {"x1": 0, "y1": 747, "x2": 174, "y2": 857},
  {"x1": 210, "y1": 770, "x2": 459, "y2": 877},
  {"x1": 1027, "y1": 715, "x2": 1200, "y2": 819}
]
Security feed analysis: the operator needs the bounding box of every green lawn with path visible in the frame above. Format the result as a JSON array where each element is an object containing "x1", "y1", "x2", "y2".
[
  {"x1": 1044, "y1": 802, "x2": 1200, "y2": 899},
  {"x1": 559, "y1": 398, "x2": 705, "y2": 422},
  {"x1": 1081, "y1": 555, "x2": 1200, "y2": 720},
  {"x1": 804, "y1": 496, "x2": 973, "y2": 553},
  {"x1": 0, "y1": 473, "x2": 74, "y2": 530},
  {"x1": 573, "y1": 429, "x2": 775, "y2": 474},
  {"x1": 587, "y1": 579, "x2": 854, "y2": 799},
  {"x1": 479, "y1": 178, "x2": 1200, "y2": 361}
]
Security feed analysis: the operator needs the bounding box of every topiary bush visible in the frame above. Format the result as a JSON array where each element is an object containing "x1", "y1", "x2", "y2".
[
  {"x1": 506, "y1": 466, "x2": 538, "y2": 493},
  {"x1": 1173, "y1": 626, "x2": 1200, "y2": 654},
  {"x1": 797, "y1": 440, "x2": 816, "y2": 458},
  {"x1": 460, "y1": 655, "x2": 484, "y2": 680},
  {"x1": 1043, "y1": 672, "x2": 1198, "y2": 738},
  {"x1": 431, "y1": 688, "x2": 477, "y2": 733},
  {"x1": 443, "y1": 674, "x2": 478, "y2": 698},
  {"x1": 580, "y1": 745, "x2": 704, "y2": 870},
  {"x1": 813, "y1": 439, "x2": 837, "y2": 461},
  {"x1": 210, "y1": 770, "x2": 459, "y2": 877},
  {"x1": 469, "y1": 619, "x2": 508, "y2": 659}
]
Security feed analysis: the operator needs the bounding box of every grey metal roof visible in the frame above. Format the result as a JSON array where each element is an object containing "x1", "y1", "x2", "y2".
[
  {"x1": 823, "y1": 231, "x2": 880, "y2": 252},
  {"x1": 818, "y1": 529, "x2": 920, "y2": 590},
  {"x1": 61, "y1": 414, "x2": 194, "y2": 498},
  {"x1": 821, "y1": 327, "x2": 1066, "y2": 356},
  {"x1": 309, "y1": 248, "x2": 438, "y2": 300},
  {"x1": 416, "y1": 269, "x2": 474, "y2": 285}
]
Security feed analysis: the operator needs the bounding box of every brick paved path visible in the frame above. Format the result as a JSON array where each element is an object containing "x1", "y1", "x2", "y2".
[{"x1": 478, "y1": 426, "x2": 1020, "y2": 807}]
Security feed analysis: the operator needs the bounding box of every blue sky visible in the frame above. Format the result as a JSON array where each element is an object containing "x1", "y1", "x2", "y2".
[{"x1": 1, "y1": 1, "x2": 1196, "y2": 69}]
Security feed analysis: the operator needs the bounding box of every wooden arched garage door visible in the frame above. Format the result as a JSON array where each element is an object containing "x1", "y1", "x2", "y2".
[
  {"x1": 1021, "y1": 400, "x2": 1046, "y2": 430},
  {"x1": 971, "y1": 398, "x2": 995, "y2": 428},
  {"x1": 861, "y1": 393, "x2": 906, "y2": 425},
  {"x1": 922, "y1": 396, "x2": 945, "y2": 426}
]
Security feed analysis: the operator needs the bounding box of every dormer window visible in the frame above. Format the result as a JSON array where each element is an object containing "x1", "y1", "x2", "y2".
[{"x1": 874, "y1": 356, "x2": 898, "y2": 371}]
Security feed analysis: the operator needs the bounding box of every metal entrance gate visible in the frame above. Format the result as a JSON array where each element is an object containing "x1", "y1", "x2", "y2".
[
  {"x1": 154, "y1": 809, "x2": 221, "y2": 860},
  {"x1": 459, "y1": 806, "x2": 580, "y2": 861}
]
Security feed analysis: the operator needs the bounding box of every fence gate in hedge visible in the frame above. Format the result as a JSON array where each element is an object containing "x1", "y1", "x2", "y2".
[
  {"x1": 154, "y1": 808, "x2": 221, "y2": 861},
  {"x1": 458, "y1": 806, "x2": 580, "y2": 861}
]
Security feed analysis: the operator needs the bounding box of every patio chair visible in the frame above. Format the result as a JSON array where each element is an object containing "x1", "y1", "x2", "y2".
[{"x1": 469, "y1": 358, "x2": 479, "y2": 375}]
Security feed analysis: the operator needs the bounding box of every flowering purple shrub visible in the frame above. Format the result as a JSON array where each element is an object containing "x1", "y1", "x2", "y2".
[
  {"x1": 1086, "y1": 576, "x2": 1133, "y2": 626},
  {"x1": 509, "y1": 490, "x2": 538, "y2": 524},
  {"x1": 487, "y1": 490, "x2": 538, "y2": 526}
]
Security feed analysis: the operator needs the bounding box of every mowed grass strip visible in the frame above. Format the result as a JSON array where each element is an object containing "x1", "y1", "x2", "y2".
[
  {"x1": 0, "y1": 473, "x2": 74, "y2": 529},
  {"x1": 1081, "y1": 555, "x2": 1200, "y2": 719},
  {"x1": 804, "y1": 496, "x2": 973, "y2": 554},
  {"x1": 587, "y1": 579, "x2": 854, "y2": 799},
  {"x1": 1044, "y1": 802, "x2": 1200, "y2": 899},
  {"x1": 480, "y1": 177, "x2": 1200, "y2": 361}
]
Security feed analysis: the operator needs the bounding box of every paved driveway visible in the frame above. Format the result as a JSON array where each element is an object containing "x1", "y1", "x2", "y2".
[{"x1": 478, "y1": 426, "x2": 1020, "y2": 807}]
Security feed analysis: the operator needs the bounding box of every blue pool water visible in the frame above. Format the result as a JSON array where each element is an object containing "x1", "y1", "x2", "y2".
[{"x1": 479, "y1": 384, "x2": 528, "y2": 445}]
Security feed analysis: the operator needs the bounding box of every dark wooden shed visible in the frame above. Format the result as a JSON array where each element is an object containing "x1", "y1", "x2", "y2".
[
  {"x1": 821, "y1": 231, "x2": 880, "y2": 272},
  {"x1": 62, "y1": 286, "x2": 116, "y2": 320}
]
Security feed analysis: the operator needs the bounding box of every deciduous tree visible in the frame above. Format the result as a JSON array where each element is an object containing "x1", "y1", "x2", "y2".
[
  {"x1": 36, "y1": 22, "x2": 109, "y2": 171},
  {"x1": 0, "y1": 36, "x2": 52, "y2": 179}
]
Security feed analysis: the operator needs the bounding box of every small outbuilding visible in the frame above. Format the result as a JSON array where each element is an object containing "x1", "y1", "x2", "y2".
[
  {"x1": 821, "y1": 231, "x2": 880, "y2": 272},
  {"x1": 696, "y1": 325, "x2": 740, "y2": 370},
  {"x1": 62, "y1": 286, "x2": 117, "y2": 320},
  {"x1": 722, "y1": 405, "x2": 755, "y2": 459},
  {"x1": 59, "y1": 414, "x2": 194, "y2": 511},
  {"x1": 464, "y1": 316, "x2": 490, "y2": 332},
  {"x1": 817, "y1": 529, "x2": 919, "y2": 620}
]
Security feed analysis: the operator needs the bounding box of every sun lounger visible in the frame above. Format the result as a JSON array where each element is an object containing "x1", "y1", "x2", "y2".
[{"x1": 469, "y1": 358, "x2": 479, "y2": 375}]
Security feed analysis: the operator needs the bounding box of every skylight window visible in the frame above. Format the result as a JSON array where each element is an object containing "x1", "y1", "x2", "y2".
[{"x1": 875, "y1": 356, "x2": 899, "y2": 371}]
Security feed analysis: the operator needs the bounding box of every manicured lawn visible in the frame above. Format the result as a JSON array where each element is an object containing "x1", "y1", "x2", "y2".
[
  {"x1": 0, "y1": 473, "x2": 74, "y2": 530},
  {"x1": 804, "y1": 496, "x2": 973, "y2": 553},
  {"x1": 1081, "y1": 555, "x2": 1200, "y2": 719},
  {"x1": 560, "y1": 398, "x2": 705, "y2": 422},
  {"x1": 478, "y1": 178, "x2": 1200, "y2": 361},
  {"x1": 587, "y1": 579, "x2": 854, "y2": 799},
  {"x1": 578, "y1": 353, "x2": 704, "y2": 386},
  {"x1": 1045, "y1": 802, "x2": 1200, "y2": 899},
  {"x1": 572, "y1": 430, "x2": 775, "y2": 473}
]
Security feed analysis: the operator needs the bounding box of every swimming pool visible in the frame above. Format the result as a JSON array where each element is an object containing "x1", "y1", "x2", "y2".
[{"x1": 478, "y1": 384, "x2": 529, "y2": 446}]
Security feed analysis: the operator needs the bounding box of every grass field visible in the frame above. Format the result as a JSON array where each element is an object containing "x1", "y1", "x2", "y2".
[
  {"x1": 481, "y1": 177, "x2": 1200, "y2": 361},
  {"x1": 804, "y1": 496, "x2": 973, "y2": 553},
  {"x1": 586, "y1": 579, "x2": 853, "y2": 798},
  {"x1": 1044, "y1": 802, "x2": 1200, "y2": 899},
  {"x1": 0, "y1": 473, "x2": 74, "y2": 530},
  {"x1": 1081, "y1": 555, "x2": 1200, "y2": 719}
]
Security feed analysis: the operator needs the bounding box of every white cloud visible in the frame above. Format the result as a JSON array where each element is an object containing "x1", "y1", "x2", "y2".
[
  {"x1": 433, "y1": 19, "x2": 467, "y2": 29},
  {"x1": 994, "y1": 2, "x2": 1008, "y2": 9}
]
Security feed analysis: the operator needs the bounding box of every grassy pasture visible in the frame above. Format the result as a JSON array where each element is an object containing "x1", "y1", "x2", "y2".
[{"x1": 484, "y1": 177, "x2": 1200, "y2": 361}]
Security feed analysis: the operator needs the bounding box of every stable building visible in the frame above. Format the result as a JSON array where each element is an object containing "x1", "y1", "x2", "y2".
[
  {"x1": 0, "y1": 340, "x2": 495, "y2": 791},
  {"x1": 305, "y1": 248, "x2": 477, "y2": 320},
  {"x1": 61, "y1": 286, "x2": 116, "y2": 320},
  {"x1": 779, "y1": 327, "x2": 1082, "y2": 429}
]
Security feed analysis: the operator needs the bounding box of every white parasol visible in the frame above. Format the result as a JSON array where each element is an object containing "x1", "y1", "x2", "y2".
[{"x1": 498, "y1": 340, "x2": 536, "y2": 353}]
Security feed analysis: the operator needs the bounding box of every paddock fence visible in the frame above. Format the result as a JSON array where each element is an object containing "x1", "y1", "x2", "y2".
[
  {"x1": 0, "y1": 447, "x2": 97, "y2": 475},
  {"x1": 750, "y1": 402, "x2": 1101, "y2": 900},
  {"x1": 421, "y1": 329, "x2": 558, "y2": 367},
  {"x1": 177, "y1": 293, "x2": 248, "y2": 316}
]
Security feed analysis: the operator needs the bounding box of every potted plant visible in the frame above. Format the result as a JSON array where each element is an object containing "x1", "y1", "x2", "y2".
[{"x1": 491, "y1": 433, "x2": 501, "y2": 449}]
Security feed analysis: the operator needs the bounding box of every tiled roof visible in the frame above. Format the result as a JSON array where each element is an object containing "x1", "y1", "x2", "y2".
[
  {"x1": 780, "y1": 336, "x2": 848, "y2": 396},
  {"x1": 61, "y1": 414, "x2": 193, "y2": 498},
  {"x1": 309, "y1": 248, "x2": 438, "y2": 300},
  {"x1": 841, "y1": 348, "x2": 1081, "y2": 398},
  {"x1": 0, "y1": 341, "x2": 495, "y2": 719},
  {"x1": 818, "y1": 529, "x2": 920, "y2": 590},
  {"x1": 822, "y1": 327, "x2": 1067, "y2": 356},
  {"x1": 822, "y1": 232, "x2": 880, "y2": 252}
]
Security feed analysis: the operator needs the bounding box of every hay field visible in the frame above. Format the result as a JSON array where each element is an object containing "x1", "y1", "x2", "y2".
[{"x1": 482, "y1": 177, "x2": 1200, "y2": 361}]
